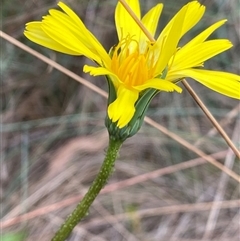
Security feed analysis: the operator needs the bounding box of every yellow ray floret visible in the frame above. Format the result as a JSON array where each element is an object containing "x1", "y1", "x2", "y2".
[
  {"x1": 169, "y1": 69, "x2": 240, "y2": 99},
  {"x1": 24, "y1": 2, "x2": 111, "y2": 67}
]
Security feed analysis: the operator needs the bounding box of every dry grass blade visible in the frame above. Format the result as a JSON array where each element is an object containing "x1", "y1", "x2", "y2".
[
  {"x1": 202, "y1": 120, "x2": 240, "y2": 239},
  {"x1": 145, "y1": 117, "x2": 240, "y2": 182},
  {"x1": 81, "y1": 199, "x2": 240, "y2": 228},
  {"x1": 118, "y1": 0, "x2": 155, "y2": 42},
  {"x1": 0, "y1": 150, "x2": 228, "y2": 228},
  {"x1": 0, "y1": 30, "x2": 107, "y2": 98},
  {"x1": 93, "y1": 201, "x2": 141, "y2": 241},
  {"x1": 194, "y1": 104, "x2": 240, "y2": 146},
  {"x1": 182, "y1": 80, "x2": 240, "y2": 159}
]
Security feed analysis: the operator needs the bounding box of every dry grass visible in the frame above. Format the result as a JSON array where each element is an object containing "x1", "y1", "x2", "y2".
[{"x1": 1, "y1": 0, "x2": 240, "y2": 240}]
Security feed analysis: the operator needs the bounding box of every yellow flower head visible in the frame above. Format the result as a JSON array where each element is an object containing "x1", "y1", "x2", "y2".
[{"x1": 24, "y1": 0, "x2": 240, "y2": 133}]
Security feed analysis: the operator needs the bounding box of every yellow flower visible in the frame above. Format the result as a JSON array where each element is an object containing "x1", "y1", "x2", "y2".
[{"x1": 24, "y1": 1, "x2": 240, "y2": 131}]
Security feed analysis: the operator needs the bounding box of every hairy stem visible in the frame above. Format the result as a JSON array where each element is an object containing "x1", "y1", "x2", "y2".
[{"x1": 51, "y1": 138, "x2": 123, "y2": 241}]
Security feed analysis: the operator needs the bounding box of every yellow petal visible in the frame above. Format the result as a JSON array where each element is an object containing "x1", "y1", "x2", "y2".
[
  {"x1": 154, "y1": 4, "x2": 188, "y2": 76},
  {"x1": 157, "y1": 1, "x2": 205, "y2": 44},
  {"x1": 142, "y1": 4, "x2": 163, "y2": 37},
  {"x1": 58, "y1": 1, "x2": 85, "y2": 27},
  {"x1": 134, "y1": 79, "x2": 182, "y2": 93},
  {"x1": 108, "y1": 85, "x2": 139, "y2": 128},
  {"x1": 58, "y1": 2, "x2": 110, "y2": 66},
  {"x1": 170, "y1": 69, "x2": 240, "y2": 99},
  {"x1": 83, "y1": 65, "x2": 122, "y2": 86},
  {"x1": 184, "y1": 19, "x2": 227, "y2": 49},
  {"x1": 41, "y1": 5, "x2": 108, "y2": 65},
  {"x1": 115, "y1": 0, "x2": 141, "y2": 42},
  {"x1": 179, "y1": 1, "x2": 205, "y2": 38},
  {"x1": 41, "y1": 16, "x2": 102, "y2": 61},
  {"x1": 24, "y1": 22, "x2": 80, "y2": 55},
  {"x1": 139, "y1": 4, "x2": 163, "y2": 52},
  {"x1": 172, "y1": 40, "x2": 233, "y2": 71},
  {"x1": 24, "y1": 2, "x2": 110, "y2": 66}
]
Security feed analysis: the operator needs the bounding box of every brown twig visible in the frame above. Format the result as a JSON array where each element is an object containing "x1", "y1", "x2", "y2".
[{"x1": 182, "y1": 80, "x2": 240, "y2": 158}]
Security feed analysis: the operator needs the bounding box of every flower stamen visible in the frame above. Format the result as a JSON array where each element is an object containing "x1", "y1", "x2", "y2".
[{"x1": 111, "y1": 35, "x2": 156, "y2": 89}]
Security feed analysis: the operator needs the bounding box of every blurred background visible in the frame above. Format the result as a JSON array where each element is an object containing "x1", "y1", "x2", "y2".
[{"x1": 1, "y1": 0, "x2": 240, "y2": 240}]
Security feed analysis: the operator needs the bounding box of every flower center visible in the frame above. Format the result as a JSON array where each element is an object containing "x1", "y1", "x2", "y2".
[{"x1": 110, "y1": 36, "x2": 156, "y2": 89}]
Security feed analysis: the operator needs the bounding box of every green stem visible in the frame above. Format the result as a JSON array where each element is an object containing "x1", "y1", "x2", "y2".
[{"x1": 51, "y1": 138, "x2": 123, "y2": 241}]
